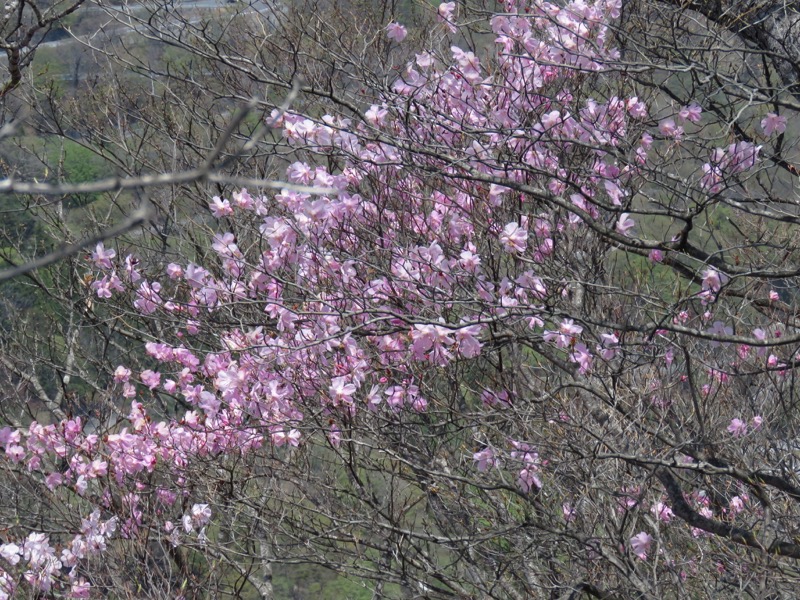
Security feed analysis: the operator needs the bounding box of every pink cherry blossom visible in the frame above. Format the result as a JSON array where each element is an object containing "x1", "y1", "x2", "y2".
[
  {"x1": 500, "y1": 221, "x2": 528, "y2": 253},
  {"x1": 629, "y1": 531, "x2": 653, "y2": 560},
  {"x1": 651, "y1": 502, "x2": 673, "y2": 523},
  {"x1": 679, "y1": 103, "x2": 702, "y2": 123},
  {"x1": 626, "y1": 97, "x2": 647, "y2": 118},
  {"x1": 209, "y1": 196, "x2": 233, "y2": 218},
  {"x1": 410, "y1": 324, "x2": 455, "y2": 365},
  {"x1": 365, "y1": 105, "x2": 388, "y2": 126},
  {"x1": 459, "y1": 249, "x2": 481, "y2": 272},
  {"x1": 9, "y1": 2, "x2": 783, "y2": 593},
  {"x1": 69, "y1": 579, "x2": 91, "y2": 599},
  {"x1": 569, "y1": 343, "x2": 593, "y2": 374},
  {"x1": 544, "y1": 319, "x2": 584, "y2": 348},
  {"x1": 616, "y1": 213, "x2": 635, "y2": 236},
  {"x1": 725, "y1": 141, "x2": 760, "y2": 173},
  {"x1": 761, "y1": 112, "x2": 787, "y2": 136},
  {"x1": 0, "y1": 544, "x2": 20, "y2": 566},
  {"x1": 190, "y1": 503, "x2": 212, "y2": 527},
  {"x1": 272, "y1": 429, "x2": 301, "y2": 447},
  {"x1": 91, "y1": 273, "x2": 123, "y2": 298},
  {"x1": 727, "y1": 418, "x2": 747, "y2": 437},
  {"x1": 329, "y1": 376, "x2": 357, "y2": 406},
  {"x1": 473, "y1": 447, "x2": 499, "y2": 471},
  {"x1": 597, "y1": 332, "x2": 619, "y2": 360},
  {"x1": 437, "y1": 2, "x2": 456, "y2": 32},
  {"x1": 729, "y1": 496, "x2": 746, "y2": 515},
  {"x1": 133, "y1": 281, "x2": 163, "y2": 314},
  {"x1": 455, "y1": 325, "x2": 483, "y2": 358},
  {"x1": 517, "y1": 467, "x2": 542, "y2": 493},
  {"x1": 386, "y1": 22, "x2": 407, "y2": 42},
  {"x1": 5, "y1": 445, "x2": 24, "y2": 463},
  {"x1": 140, "y1": 370, "x2": 161, "y2": 390},
  {"x1": 701, "y1": 267, "x2": 727, "y2": 293},
  {"x1": 658, "y1": 118, "x2": 683, "y2": 140},
  {"x1": 90, "y1": 242, "x2": 116, "y2": 270}
]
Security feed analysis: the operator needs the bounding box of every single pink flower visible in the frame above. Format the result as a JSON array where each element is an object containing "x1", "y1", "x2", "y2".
[
  {"x1": 500, "y1": 221, "x2": 528, "y2": 253},
  {"x1": 659, "y1": 118, "x2": 683, "y2": 140},
  {"x1": 569, "y1": 343, "x2": 593, "y2": 374},
  {"x1": 91, "y1": 242, "x2": 116, "y2": 270},
  {"x1": 727, "y1": 418, "x2": 747, "y2": 437},
  {"x1": 437, "y1": 2, "x2": 456, "y2": 31},
  {"x1": 190, "y1": 504, "x2": 212, "y2": 527},
  {"x1": 701, "y1": 267, "x2": 726, "y2": 292},
  {"x1": 679, "y1": 103, "x2": 702, "y2": 123},
  {"x1": 0, "y1": 543, "x2": 20, "y2": 565},
  {"x1": 329, "y1": 377, "x2": 357, "y2": 406},
  {"x1": 473, "y1": 447, "x2": 499, "y2": 471},
  {"x1": 140, "y1": 370, "x2": 161, "y2": 390},
  {"x1": 386, "y1": 22, "x2": 407, "y2": 42},
  {"x1": 761, "y1": 112, "x2": 787, "y2": 136},
  {"x1": 616, "y1": 213, "x2": 635, "y2": 236},
  {"x1": 630, "y1": 532, "x2": 653, "y2": 560},
  {"x1": 208, "y1": 196, "x2": 233, "y2": 218},
  {"x1": 651, "y1": 502, "x2": 673, "y2": 523}
]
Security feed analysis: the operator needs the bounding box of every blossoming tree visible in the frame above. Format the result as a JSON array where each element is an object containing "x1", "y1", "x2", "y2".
[{"x1": 2, "y1": 0, "x2": 800, "y2": 597}]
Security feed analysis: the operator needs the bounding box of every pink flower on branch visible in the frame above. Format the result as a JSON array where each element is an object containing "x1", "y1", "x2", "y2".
[
  {"x1": 455, "y1": 324, "x2": 483, "y2": 358},
  {"x1": 271, "y1": 429, "x2": 301, "y2": 447},
  {"x1": 727, "y1": 418, "x2": 747, "y2": 437},
  {"x1": 50, "y1": 0, "x2": 800, "y2": 590},
  {"x1": 190, "y1": 504, "x2": 212, "y2": 528},
  {"x1": 723, "y1": 141, "x2": 760, "y2": 173},
  {"x1": 365, "y1": 105, "x2": 388, "y2": 126},
  {"x1": 90, "y1": 242, "x2": 116, "y2": 270},
  {"x1": 209, "y1": 196, "x2": 233, "y2": 218},
  {"x1": 410, "y1": 324, "x2": 455, "y2": 365},
  {"x1": 0, "y1": 544, "x2": 20, "y2": 566},
  {"x1": 386, "y1": 22, "x2": 407, "y2": 42},
  {"x1": 616, "y1": 213, "x2": 635, "y2": 236},
  {"x1": 569, "y1": 343, "x2": 593, "y2": 374},
  {"x1": 517, "y1": 467, "x2": 542, "y2": 493},
  {"x1": 437, "y1": 2, "x2": 457, "y2": 32},
  {"x1": 658, "y1": 118, "x2": 683, "y2": 140},
  {"x1": 679, "y1": 103, "x2": 702, "y2": 123},
  {"x1": 651, "y1": 502, "x2": 673, "y2": 523},
  {"x1": 500, "y1": 221, "x2": 528, "y2": 253},
  {"x1": 140, "y1": 370, "x2": 161, "y2": 390},
  {"x1": 761, "y1": 112, "x2": 787, "y2": 136},
  {"x1": 329, "y1": 376, "x2": 357, "y2": 407},
  {"x1": 473, "y1": 447, "x2": 499, "y2": 471},
  {"x1": 701, "y1": 267, "x2": 727, "y2": 293},
  {"x1": 630, "y1": 532, "x2": 653, "y2": 560},
  {"x1": 544, "y1": 319, "x2": 584, "y2": 349},
  {"x1": 597, "y1": 332, "x2": 619, "y2": 360}
]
